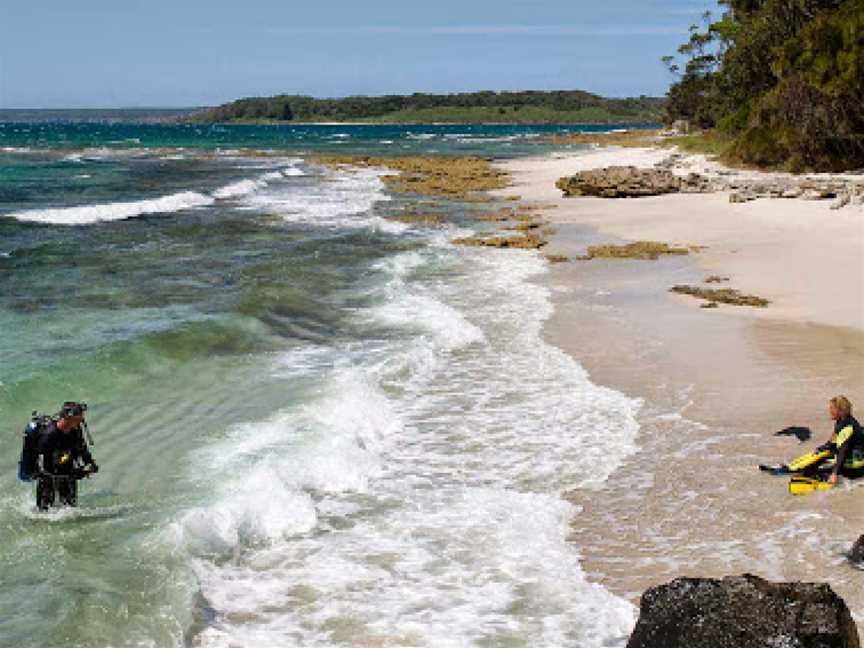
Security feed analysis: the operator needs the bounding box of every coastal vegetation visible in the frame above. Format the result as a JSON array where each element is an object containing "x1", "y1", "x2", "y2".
[
  {"x1": 188, "y1": 91, "x2": 665, "y2": 124},
  {"x1": 664, "y1": 0, "x2": 864, "y2": 171}
]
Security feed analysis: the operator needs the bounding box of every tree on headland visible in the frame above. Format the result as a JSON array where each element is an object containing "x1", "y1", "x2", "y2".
[{"x1": 664, "y1": 0, "x2": 864, "y2": 171}]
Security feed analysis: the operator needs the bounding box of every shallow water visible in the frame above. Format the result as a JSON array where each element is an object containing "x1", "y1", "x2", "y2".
[{"x1": 0, "y1": 124, "x2": 645, "y2": 647}]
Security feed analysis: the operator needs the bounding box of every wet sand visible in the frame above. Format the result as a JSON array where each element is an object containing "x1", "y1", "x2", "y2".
[{"x1": 495, "y1": 149, "x2": 864, "y2": 622}]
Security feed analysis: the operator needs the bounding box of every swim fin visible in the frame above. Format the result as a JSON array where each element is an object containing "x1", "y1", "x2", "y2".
[
  {"x1": 788, "y1": 475, "x2": 834, "y2": 496},
  {"x1": 759, "y1": 463, "x2": 790, "y2": 475}
]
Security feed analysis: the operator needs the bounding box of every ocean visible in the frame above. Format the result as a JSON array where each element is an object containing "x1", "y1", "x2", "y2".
[{"x1": 0, "y1": 122, "x2": 644, "y2": 647}]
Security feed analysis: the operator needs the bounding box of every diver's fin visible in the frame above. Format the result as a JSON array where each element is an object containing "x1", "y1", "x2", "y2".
[
  {"x1": 759, "y1": 463, "x2": 790, "y2": 475},
  {"x1": 789, "y1": 475, "x2": 834, "y2": 496}
]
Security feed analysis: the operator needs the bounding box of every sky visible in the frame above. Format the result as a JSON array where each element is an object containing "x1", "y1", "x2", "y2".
[{"x1": 0, "y1": 0, "x2": 712, "y2": 108}]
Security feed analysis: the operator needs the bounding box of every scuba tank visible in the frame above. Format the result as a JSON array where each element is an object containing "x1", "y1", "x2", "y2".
[{"x1": 17, "y1": 412, "x2": 56, "y2": 482}]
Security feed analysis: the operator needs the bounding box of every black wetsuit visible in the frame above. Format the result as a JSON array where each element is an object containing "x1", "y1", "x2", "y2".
[
  {"x1": 832, "y1": 414, "x2": 864, "y2": 479},
  {"x1": 34, "y1": 422, "x2": 94, "y2": 509},
  {"x1": 36, "y1": 421, "x2": 93, "y2": 474}
]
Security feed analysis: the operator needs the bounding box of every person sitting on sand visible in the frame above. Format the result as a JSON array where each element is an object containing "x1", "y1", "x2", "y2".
[
  {"x1": 820, "y1": 396, "x2": 863, "y2": 484},
  {"x1": 760, "y1": 396, "x2": 864, "y2": 487}
]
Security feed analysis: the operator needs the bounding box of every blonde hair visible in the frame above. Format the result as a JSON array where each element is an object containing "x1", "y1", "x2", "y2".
[{"x1": 830, "y1": 395, "x2": 853, "y2": 418}]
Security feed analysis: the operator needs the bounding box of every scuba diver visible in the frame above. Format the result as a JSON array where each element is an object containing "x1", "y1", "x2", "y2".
[
  {"x1": 18, "y1": 401, "x2": 98, "y2": 510},
  {"x1": 821, "y1": 395, "x2": 863, "y2": 484},
  {"x1": 760, "y1": 395, "x2": 863, "y2": 493}
]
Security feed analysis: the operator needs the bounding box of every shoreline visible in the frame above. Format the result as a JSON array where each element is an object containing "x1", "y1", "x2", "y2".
[{"x1": 494, "y1": 147, "x2": 864, "y2": 621}]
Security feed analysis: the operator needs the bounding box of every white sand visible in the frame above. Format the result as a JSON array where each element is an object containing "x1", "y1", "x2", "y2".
[{"x1": 497, "y1": 147, "x2": 864, "y2": 331}]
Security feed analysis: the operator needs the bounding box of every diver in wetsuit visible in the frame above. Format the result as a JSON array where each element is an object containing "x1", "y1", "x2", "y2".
[
  {"x1": 34, "y1": 402, "x2": 98, "y2": 508},
  {"x1": 820, "y1": 395, "x2": 863, "y2": 485}
]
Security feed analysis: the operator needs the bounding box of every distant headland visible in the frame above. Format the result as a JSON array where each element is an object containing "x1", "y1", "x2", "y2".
[{"x1": 184, "y1": 90, "x2": 665, "y2": 125}]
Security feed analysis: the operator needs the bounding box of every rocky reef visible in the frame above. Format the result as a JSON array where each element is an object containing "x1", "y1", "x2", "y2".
[
  {"x1": 627, "y1": 574, "x2": 860, "y2": 648},
  {"x1": 577, "y1": 241, "x2": 690, "y2": 261},
  {"x1": 313, "y1": 155, "x2": 510, "y2": 199},
  {"x1": 451, "y1": 233, "x2": 547, "y2": 249},
  {"x1": 670, "y1": 285, "x2": 770, "y2": 308}
]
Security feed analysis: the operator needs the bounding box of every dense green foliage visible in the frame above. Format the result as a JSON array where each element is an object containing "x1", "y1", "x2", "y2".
[
  {"x1": 189, "y1": 91, "x2": 665, "y2": 124},
  {"x1": 664, "y1": 0, "x2": 864, "y2": 170}
]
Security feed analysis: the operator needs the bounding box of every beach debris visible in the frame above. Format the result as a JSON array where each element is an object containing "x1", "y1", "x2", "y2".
[
  {"x1": 451, "y1": 233, "x2": 547, "y2": 249},
  {"x1": 577, "y1": 241, "x2": 690, "y2": 261},
  {"x1": 545, "y1": 254, "x2": 569, "y2": 263},
  {"x1": 556, "y1": 166, "x2": 714, "y2": 198},
  {"x1": 704, "y1": 275, "x2": 730, "y2": 283},
  {"x1": 700, "y1": 302, "x2": 719, "y2": 308},
  {"x1": 626, "y1": 574, "x2": 859, "y2": 648},
  {"x1": 670, "y1": 285, "x2": 770, "y2": 307}
]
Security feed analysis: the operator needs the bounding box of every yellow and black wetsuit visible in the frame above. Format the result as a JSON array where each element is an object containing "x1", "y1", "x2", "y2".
[{"x1": 830, "y1": 415, "x2": 864, "y2": 479}]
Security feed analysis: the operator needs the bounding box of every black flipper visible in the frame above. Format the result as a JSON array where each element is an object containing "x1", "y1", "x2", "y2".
[{"x1": 759, "y1": 463, "x2": 790, "y2": 475}]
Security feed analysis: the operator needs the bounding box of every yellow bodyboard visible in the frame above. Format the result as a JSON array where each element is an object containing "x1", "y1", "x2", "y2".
[{"x1": 789, "y1": 475, "x2": 834, "y2": 495}]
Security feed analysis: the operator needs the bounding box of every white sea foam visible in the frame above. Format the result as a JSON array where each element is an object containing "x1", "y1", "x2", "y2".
[
  {"x1": 7, "y1": 191, "x2": 215, "y2": 225},
  {"x1": 6, "y1": 162, "x2": 304, "y2": 224},
  {"x1": 212, "y1": 178, "x2": 268, "y2": 200},
  {"x1": 243, "y1": 166, "x2": 399, "y2": 232},
  {"x1": 166, "y1": 235, "x2": 642, "y2": 646}
]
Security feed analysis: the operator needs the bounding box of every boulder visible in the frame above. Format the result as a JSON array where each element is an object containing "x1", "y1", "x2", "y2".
[
  {"x1": 848, "y1": 535, "x2": 864, "y2": 564},
  {"x1": 556, "y1": 166, "x2": 695, "y2": 198},
  {"x1": 627, "y1": 574, "x2": 859, "y2": 648}
]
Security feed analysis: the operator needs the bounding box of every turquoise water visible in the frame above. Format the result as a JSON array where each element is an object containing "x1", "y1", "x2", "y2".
[{"x1": 0, "y1": 123, "x2": 644, "y2": 647}]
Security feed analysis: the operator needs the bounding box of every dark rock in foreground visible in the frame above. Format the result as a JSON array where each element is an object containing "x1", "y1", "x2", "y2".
[
  {"x1": 849, "y1": 535, "x2": 864, "y2": 565},
  {"x1": 627, "y1": 574, "x2": 859, "y2": 648}
]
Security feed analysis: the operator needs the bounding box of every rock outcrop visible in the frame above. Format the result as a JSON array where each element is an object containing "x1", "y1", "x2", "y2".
[
  {"x1": 555, "y1": 166, "x2": 706, "y2": 198},
  {"x1": 556, "y1": 157, "x2": 864, "y2": 207},
  {"x1": 848, "y1": 535, "x2": 864, "y2": 564},
  {"x1": 627, "y1": 574, "x2": 860, "y2": 648}
]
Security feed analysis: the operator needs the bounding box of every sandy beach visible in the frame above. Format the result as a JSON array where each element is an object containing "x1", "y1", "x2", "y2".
[{"x1": 496, "y1": 146, "x2": 864, "y2": 620}]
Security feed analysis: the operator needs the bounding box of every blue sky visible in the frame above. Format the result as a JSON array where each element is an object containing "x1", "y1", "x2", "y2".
[{"x1": 0, "y1": 0, "x2": 711, "y2": 108}]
